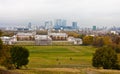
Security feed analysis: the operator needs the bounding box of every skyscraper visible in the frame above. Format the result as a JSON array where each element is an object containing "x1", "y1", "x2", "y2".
[
  {"x1": 93, "y1": 26, "x2": 96, "y2": 30},
  {"x1": 54, "y1": 19, "x2": 66, "y2": 30},
  {"x1": 45, "y1": 21, "x2": 53, "y2": 30},
  {"x1": 72, "y1": 22, "x2": 77, "y2": 29},
  {"x1": 28, "y1": 22, "x2": 32, "y2": 29}
]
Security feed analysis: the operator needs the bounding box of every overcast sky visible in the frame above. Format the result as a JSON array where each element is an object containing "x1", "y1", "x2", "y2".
[{"x1": 0, "y1": 0, "x2": 120, "y2": 27}]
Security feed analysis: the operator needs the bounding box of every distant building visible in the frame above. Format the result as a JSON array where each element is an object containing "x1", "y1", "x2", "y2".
[
  {"x1": 0, "y1": 27, "x2": 6, "y2": 30},
  {"x1": 35, "y1": 35, "x2": 52, "y2": 45},
  {"x1": 16, "y1": 32, "x2": 36, "y2": 41},
  {"x1": 72, "y1": 22, "x2": 77, "y2": 29},
  {"x1": 67, "y1": 36, "x2": 82, "y2": 45},
  {"x1": 110, "y1": 31, "x2": 119, "y2": 35},
  {"x1": 73, "y1": 38, "x2": 83, "y2": 45},
  {"x1": 67, "y1": 36, "x2": 75, "y2": 42},
  {"x1": 28, "y1": 22, "x2": 32, "y2": 29},
  {"x1": 92, "y1": 26, "x2": 96, "y2": 30},
  {"x1": 0, "y1": 36, "x2": 17, "y2": 45},
  {"x1": 53, "y1": 19, "x2": 78, "y2": 31},
  {"x1": 49, "y1": 33, "x2": 68, "y2": 41},
  {"x1": 54, "y1": 19, "x2": 66, "y2": 30},
  {"x1": 45, "y1": 21, "x2": 53, "y2": 30},
  {"x1": 16, "y1": 28, "x2": 29, "y2": 31}
]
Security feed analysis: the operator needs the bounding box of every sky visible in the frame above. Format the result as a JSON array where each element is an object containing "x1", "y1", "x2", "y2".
[{"x1": 0, "y1": 0, "x2": 120, "y2": 28}]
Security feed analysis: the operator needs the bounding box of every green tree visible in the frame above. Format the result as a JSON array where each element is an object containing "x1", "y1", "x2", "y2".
[
  {"x1": 92, "y1": 46, "x2": 119, "y2": 69},
  {"x1": 109, "y1": 43, "x2": 120, "y2": 53},
  {"x1": 79, "y1": 34, "x2": 85, "y2": 39},
  {"x1": 10, "y1": 46, "x2": 29, "y2": 69}
]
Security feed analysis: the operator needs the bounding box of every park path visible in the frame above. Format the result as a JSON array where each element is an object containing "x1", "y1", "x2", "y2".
[
  {"x1": 0, "y1": 68, "x2": 20, "y2": 74},
  {"x1": 35, "y1": 68, "x2": 81, "y2": 73}
]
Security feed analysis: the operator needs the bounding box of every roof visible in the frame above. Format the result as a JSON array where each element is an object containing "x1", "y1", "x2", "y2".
[
  {"x1": 0, "y1": 36, "x2": 11, "y2": 40},
  {"x1": 35, "y1": 35, "x2": 52, "y2": 40},
  {"x1": 16, "y1": 32, "x2": 35, "y2": 36},
  {"x1": 49, "y1": 33, "x2": 68, "y2": 36}
]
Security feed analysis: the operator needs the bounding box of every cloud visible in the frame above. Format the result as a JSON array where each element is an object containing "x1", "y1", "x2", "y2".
[{"x1": 0, "y1": 0, "x2": 120, "y2": 27}]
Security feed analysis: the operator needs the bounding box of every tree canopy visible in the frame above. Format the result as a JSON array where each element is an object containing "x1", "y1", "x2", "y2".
[
  {"x1": 83, "y1": 36, "x2": 94, "y2": 45},
  {"x1": 10, "y1": 46, "x2": 29, "y2": 69},
  {"x1": 92, "y1": 46, "x2": 119, "y2": 69}
]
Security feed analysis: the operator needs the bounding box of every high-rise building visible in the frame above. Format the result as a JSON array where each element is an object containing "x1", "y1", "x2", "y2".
[
  {"x1": 92, "y1": 26, "x2": 96, "y2": 30},
  {"x1": 28, "y1": 22, "x2": 32, "y2": 29},
  {"x1": 72, "y1": 22, "x2": 77, "y2": 29},
  {"x1": 54, "y1": 19, "x2": 66, "y2": 30},
  {"x1": 45, "y1": 21, "x2": 53, "y2": 30}
]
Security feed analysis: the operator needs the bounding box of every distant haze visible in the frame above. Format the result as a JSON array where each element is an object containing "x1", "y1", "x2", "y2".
[{"x1": 0, "y1": 0, "x2": 120, "y2": 28}]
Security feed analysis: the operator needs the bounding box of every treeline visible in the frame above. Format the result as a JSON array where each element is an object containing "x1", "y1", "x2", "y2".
[
  {"x1": 82, "y1": 35, "x2": 120, "y2": 53},
  {"x1": 82, "y1": 34, "x2": 120, "y2": 69}
]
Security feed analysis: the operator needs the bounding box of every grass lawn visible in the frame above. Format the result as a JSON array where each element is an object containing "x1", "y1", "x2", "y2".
[
  {"x1": 8, "y1": 45, "x2": 96, "y2": 74},
  {"x1": 25, "y1": 46, "x2": 96, "y2": 68}
]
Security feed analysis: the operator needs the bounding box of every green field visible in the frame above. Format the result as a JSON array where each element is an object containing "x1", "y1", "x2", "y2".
[
  {"x1": 9, "y1": 46, "x2": 96, "y2": 74},
  {"x1": 1, "y1": 46, "x2": 120, "y2": 74},
  {"x1": 26, "y1": 46, "x2": 96, "y2": 68}
]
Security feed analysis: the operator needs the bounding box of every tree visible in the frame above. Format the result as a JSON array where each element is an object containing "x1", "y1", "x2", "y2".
[
  {"x1": 109, "y1": 43, "x2": 120, "y2": 53},
  {"x1": 0, "y1": 30, "x2": 3, "y2": 49},
  {"x1": 0, "y1": 30, "x2": 2, "y2": 36},
  {"x1": 112, "y1": 36, "x2": 120, "y2": 44},
  {"x1": 65, "y1": 31, "x2": 80, "y2": 38},
  {"x1": 103, "y1": 36, "x2": 112, "y2": 46},
  {"x1": 92, "y1": 46, "x2": 119, "y2": 69},
  {"x1": 0, "y1": 39, "x2": 3, "y2": 49},
  {"x1": 93, "y1": 37, "x2": 104, "y2": 47},
  {"x1": 0, "y1": 30, "x2": 3, "y2": 62},
  {"x1": 0, "y1": 45, "x2": 14, "y2": 69},
  {"x1": 83, "y1": 36, "x2": 94, "y2": 45},
  {"x1": 79, "y1": 34, "x2": 85, "y2": 39},
  {"x1": 10, "y1": 46, "x2": 29, "y2": 69}
]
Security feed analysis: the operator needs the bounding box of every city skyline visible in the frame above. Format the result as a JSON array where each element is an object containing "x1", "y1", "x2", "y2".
[{"x1": 0, "y1": 0, "x2": 120, "y2": 27}]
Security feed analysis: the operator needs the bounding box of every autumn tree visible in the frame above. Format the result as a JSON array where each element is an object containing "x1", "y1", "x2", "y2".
[
  {"x1": 93, "y1": 37, "x2": 104, "y2": 47},
  {"x1": 83, "y1": 36, "x2": 94, "y2": 45},
  {"x1": 0, "y1": 30, "x2": 3, "y2": 57},
  {"x1": 65, "y1": 31, "x2": 80, "y2": 38},
  {"x1": 0, "y1": 30, "x2": 2, "y2": 36},
  {"x1": 112, "y1": 36, "x2": 120, "y2": 44},
  {"x1": 0, "y1": 39, "x2": 3, "y2": 49},
  {"x1": 0, "y1": 45, "x2": 14, "y2": 69},
  {"x1": 103, "y1": 36, "x2": 112, "y2": 46},
  {"x1": 0, "y1": 31, "x2": 13, "y2": 69}
]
